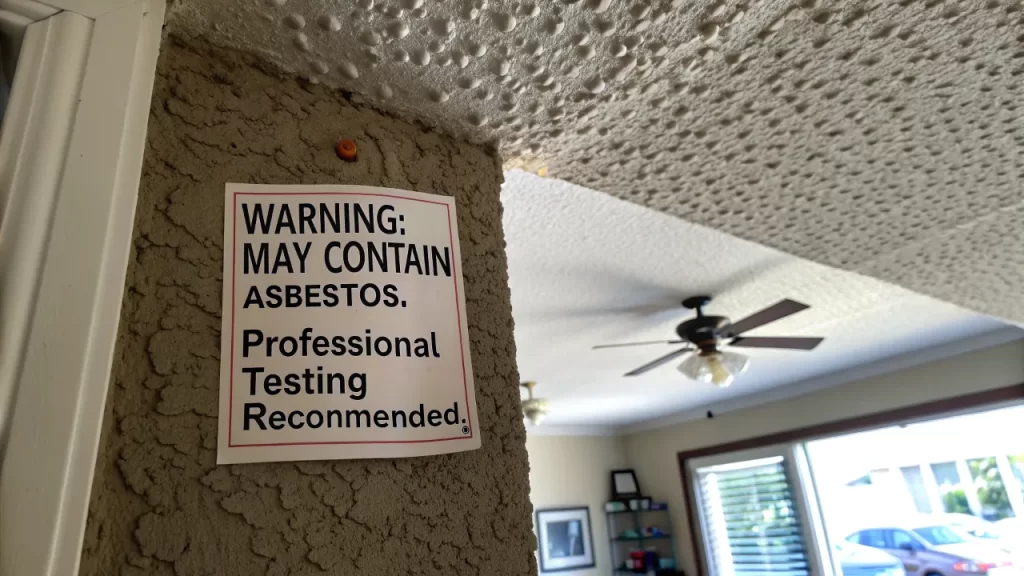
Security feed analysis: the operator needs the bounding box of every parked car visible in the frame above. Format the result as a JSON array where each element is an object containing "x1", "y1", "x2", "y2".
[
  {"x1": 995, "y1": 518, "x2": 1024, "y2": 543},
  {"x1": 837, "y1": 540, "x2": 906, "y2": 576},
  {"x1": 933, "y1": 513, "x2": 1021, "y2": 557},
  {"x1": 936, "y1": 514, "x2": 1005, "y2": 542},
  {"x1": 847, "y1": 522, "x2": 1015, "y2": 576}
]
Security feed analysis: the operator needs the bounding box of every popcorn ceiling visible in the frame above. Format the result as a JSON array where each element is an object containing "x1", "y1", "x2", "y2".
[
  {"x1": 170, "y1": 0, "x2": 1024, "y2": 324},
  {"x1": 501, "y1": 170, "x2": 1010, "y2": 428}
]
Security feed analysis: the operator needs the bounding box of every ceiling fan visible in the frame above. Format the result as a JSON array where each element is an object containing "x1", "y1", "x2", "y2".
[
  {"x1": 520, "y1": 381, "x2": 549, "y2": 425},
  {"x1": 593, "y1": 296, "x2": 824, "y2": 387}
]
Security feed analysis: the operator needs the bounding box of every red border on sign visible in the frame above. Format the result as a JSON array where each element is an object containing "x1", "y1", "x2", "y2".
[{"x1": 228, "y1": 191, "x2": 474, "y2": 447}]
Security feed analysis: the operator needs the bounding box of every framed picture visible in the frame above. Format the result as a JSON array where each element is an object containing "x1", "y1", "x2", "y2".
[
  {"x1": 535, "y1": 507, "x2": 596, "y2": 573},
  {"x1": 611, "y1": 469, "x2": 641, "y2": 499}
]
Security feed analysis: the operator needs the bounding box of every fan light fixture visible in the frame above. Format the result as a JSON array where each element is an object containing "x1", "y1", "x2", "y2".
[
  {"x1": 593, "y1": 295, "x2": 822, "y2": 388},
  {"x1": 677, "y1": 350, "x2": 749, "y2": 388},
  {"x1": 520, "y1": 381, "x2": 549, "y2": 425}
]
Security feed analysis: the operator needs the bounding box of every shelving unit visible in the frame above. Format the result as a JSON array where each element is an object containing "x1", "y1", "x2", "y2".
[{"x1": 605, "y1": 506, "x2": 677, "y2": 575}]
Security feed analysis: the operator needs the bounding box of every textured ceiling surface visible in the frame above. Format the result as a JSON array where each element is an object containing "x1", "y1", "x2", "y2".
[
  {"x1": 169, "y1": 0, "x2": 1024, "y2": 324},
  {"x1": 503, "y1": 171, "x2": 1012, "y2": 429}
]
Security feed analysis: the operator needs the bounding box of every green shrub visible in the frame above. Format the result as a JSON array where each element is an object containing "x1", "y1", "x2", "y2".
[{"x1": 941, "y1": 489, "x2": 971, "y2": 515}]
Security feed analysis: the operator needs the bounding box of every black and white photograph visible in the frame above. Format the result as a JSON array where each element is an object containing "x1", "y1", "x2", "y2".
[{"x1": 535, "y1": 507, "x2": 595, "y2": 573}]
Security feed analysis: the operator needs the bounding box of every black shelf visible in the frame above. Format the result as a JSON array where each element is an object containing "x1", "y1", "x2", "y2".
[
  {"x1": 605, "y1": 503, "x2": 677, "y2": 576},
  {"x1": 607, "y1": 508, "x2": 670, "y2": 515},
  {"x1": 612, "y1": 535, "x2": 673, "y2": 542}
]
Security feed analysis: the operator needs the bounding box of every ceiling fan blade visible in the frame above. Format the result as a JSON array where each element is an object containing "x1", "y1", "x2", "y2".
[
  {"x1": 593, "y1": 339, "x2": 687, "y2": 350},
  {"x1": 721, "y1": 299, "x2": 810, "y2": 337},
  {"x1": 625, "y1": 347, "x2": 693, "y2": 377},
  {"x1": 729, "y1": 336, "x2": 824, "y2": 350}
]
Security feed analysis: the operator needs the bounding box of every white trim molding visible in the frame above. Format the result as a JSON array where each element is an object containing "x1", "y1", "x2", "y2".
[
  {"x1": 0, "y1": 0, "x2": 164, "y2": 574},
  {"x1": 0, "y1": 0, "x2": 58, "y2": 20},
  {"x1": 525, "y1": 423, "x2": 620, "y2": 437},
  {"x1": 0, "y1": 0, "x2": 80, "y2": 449},
  {"x1": 0, "y1": 10, "x2": 90, "y2": 444},
  {"x1": 40, "y1": 0, "x2": 138, "y2": 18}
]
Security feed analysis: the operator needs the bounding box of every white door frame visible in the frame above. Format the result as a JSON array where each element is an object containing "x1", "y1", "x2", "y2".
[{"x1": 0, "y1": 0, "x2": 164, "y2": 574}]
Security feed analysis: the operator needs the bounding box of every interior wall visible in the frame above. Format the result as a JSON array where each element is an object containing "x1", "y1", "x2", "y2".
[
  {"x1": 526, "y1": 434, "x2": 626, "y2": 576},
  {"x1": 623, "y1": 340, "x2": 1024, "y2": 576},
  {"x1": 78, "y1": 37, "x2": 535, "y2": 576}
]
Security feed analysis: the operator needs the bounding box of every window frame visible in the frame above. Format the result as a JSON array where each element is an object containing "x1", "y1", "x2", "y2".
[
  {"x1": 687, "y1": 443, "x2": 835, "y2": 576},
  {"x1": 677, "y1": 387, "x2": 1024, "y2": 576}
]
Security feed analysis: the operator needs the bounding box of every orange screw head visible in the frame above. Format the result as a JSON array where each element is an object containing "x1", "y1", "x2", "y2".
[{"x1": 336, "y1": 139, "x2": 357, "y2": 161}]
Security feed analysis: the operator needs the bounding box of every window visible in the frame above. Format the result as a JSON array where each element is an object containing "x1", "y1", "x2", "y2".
[
  {"x1": 890, "y1": 530, "x2": 920, "y2": 550},
  {"x1": 1011, "y1": 455, "x2": 1024, "y2": 484},
  {"x1": 967, "y1": 458, "x2": 1014, "y2": 520},
  {"x1": 852, "y1": 529, "x2": 887, "y2": 549},
  {"x1": 692, "y1": 454, "x2": 812, "y2": 576},
  {"x1": 912, "y1": 526, "x2": 965, "y2": 546},
  {"x1": 1010, "y1": 455, "x2": 1024, "y2": 502},
  {"x1": 685, "y1": 403, "x2": 1024, "y2": 576},
  {"x1": 931, "y1": 462, "x2": 961, "y2": 489},
  {"x1": 930, "y1": 462, "x2": 970, "y2": 514}
]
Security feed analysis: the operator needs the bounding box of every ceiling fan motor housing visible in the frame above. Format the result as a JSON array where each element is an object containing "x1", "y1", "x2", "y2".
[{"x1": 676, "y1": 315, "x2": 730, "y2": 354}]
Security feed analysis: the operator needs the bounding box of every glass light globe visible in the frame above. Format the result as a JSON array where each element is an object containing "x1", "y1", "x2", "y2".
[
  {"x1": 678, "y1": 350, "x2": 749, "y2": 387},
  {"x1": 522, "y1": 398, "x2": 549, "y2": 425}
]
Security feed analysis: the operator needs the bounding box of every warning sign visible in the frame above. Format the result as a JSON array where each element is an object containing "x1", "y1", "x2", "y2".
[{"x1": 217, "y1": 183, "x2": 480, "y2": 464}]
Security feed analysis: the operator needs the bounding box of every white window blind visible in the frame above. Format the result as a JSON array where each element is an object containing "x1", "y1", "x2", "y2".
[{"x1": 696, "y1": 456, "x2": 810, "y2": 576}]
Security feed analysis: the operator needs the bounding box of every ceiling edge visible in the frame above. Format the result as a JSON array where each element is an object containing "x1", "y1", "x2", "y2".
[
  {"x1": 616, "y1": 326, "x2": 1024, "y2": 437},
  {"x1": 525, "y1": 424, "x2": 619, "y2": 437}
]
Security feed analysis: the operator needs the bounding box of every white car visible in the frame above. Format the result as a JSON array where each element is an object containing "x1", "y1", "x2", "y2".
[
  {"x1": 991, "y1": 517, "x2": 1024, "y2": 571},
  {"x1": 933, "y1": 514, "x2": 1021, "y2": 560},
  {"x1": 936, "y1": 513, "x2": 1006, "y2": 541},
  {"x1": 995, "y1": 518, "x2": 1024, "y2": 543}
]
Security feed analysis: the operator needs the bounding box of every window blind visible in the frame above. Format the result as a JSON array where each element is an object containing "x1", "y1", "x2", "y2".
[{"x1": 696, "y1": 456, "x2": 810, "y2": 576}]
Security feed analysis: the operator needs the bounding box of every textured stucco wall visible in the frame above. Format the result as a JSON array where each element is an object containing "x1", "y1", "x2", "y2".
[{"x1": 79, "y1": 37, "x2": 535, "y2": 576}]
